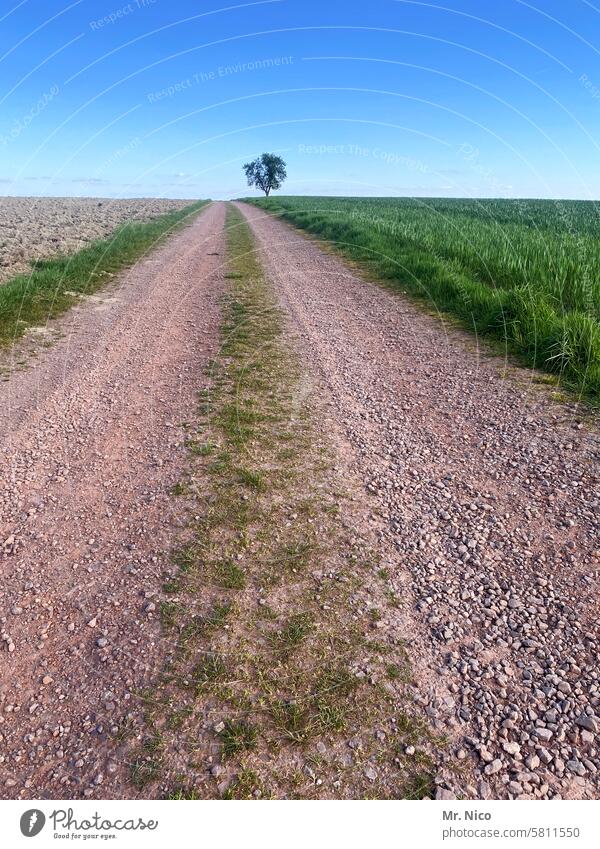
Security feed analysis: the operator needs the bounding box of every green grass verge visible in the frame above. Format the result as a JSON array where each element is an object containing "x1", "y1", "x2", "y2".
[
  {"x1": 0, "y1": 200, "x2": 209, "y2": 347},
  {"x1": 244, "y1": 196, "x2": 600, "y2": 403}
]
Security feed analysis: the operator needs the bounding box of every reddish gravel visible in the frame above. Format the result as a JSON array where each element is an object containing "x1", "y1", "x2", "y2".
[
  {"x1": 1, "y1": 195, "x2": 598, "y2": 802},
  {"x1": 236, "y1": 201, "x2": 600, "y2": 801},
  {"x1": 0, "y1": 201, "x2": 225, "y2": 799}
]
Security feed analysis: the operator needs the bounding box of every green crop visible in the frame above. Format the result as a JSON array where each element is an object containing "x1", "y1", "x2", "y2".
[{"x1": 245, "y1": 196, "x2": 600, "y2": 401}]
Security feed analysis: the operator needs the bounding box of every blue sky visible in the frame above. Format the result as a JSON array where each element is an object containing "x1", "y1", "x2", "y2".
[{"x1": 0, "y1": 0, "x2": 599, "y2": 199}]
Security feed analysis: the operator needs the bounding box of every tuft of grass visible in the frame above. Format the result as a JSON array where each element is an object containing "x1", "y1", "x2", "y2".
[
  {"x1": 269, "y1": 613, "x2": 312, "y2": 655},
  {"x1": 131, "y1": 755, "x2": 162, "y2": 789},
  {"x1": 316, "y1": 700, "x2": 347, "y2": 733},
  {"x1": 130, "y1": 731, "x2": 164, "y2": 789},
  {"x1": 167, "y1": 787, "x2": 201, "y2": 800},
  {"x1": 278, "y1": 540, "x2": 314, "y2": 572},
  {"x1": 213, "y1": 558, "x2": 246, "y2": 590},
  {"x1": 236, "y1": 467, "x2": 265, "y2": 490},
  {"x1": 314, "y1": 666, "x2": 357, "y2": 733},
  {"x1": 143, "y1": 730, "x2": 164, "y2": 753},
  {"x1": 386, "y1": 664, "x2": 402, "y2": 680},
  {"x1": 405, "y1": 771, "x2": 436, "y2": 800},
  {"x1": 219, "y1": 720, "x2": 257, "y2": 758},
  {"x1": 222, "y1": 768, "x2": 262, "y2": 799},
  {"x1": 160, "y1": 600, "x2": 180, "y2": 629},
  {"x1": 192, "y1": 652, "x2": 227, "y2": 692},
  {"x1": 317, "y1": 665, "x2": 357, "y2": 699},
  {"x1": 187, "y1": 440, "x2": 215, "y2": 456},
  {"x1": 395, "y1": 710, "x2": 429, "y2": 744},
  {"x1": 205, "y1": 600, "x2": 232, "y2": 629},
  {"x1": 172, "y1": 545, "x2": 200, "y2": 573},
  {"x1": 270, "y1": 700, "x2": 313, "y2": 743}
]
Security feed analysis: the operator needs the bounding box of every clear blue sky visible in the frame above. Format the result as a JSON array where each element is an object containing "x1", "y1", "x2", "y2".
[{"x1": 0, "y1": 0, "x2": 599, "y2": 199}]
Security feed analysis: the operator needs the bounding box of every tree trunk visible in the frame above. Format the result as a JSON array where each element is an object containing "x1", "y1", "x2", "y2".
[{"x1": 265, "y1": 188, "x2": 270, "y2": 197}]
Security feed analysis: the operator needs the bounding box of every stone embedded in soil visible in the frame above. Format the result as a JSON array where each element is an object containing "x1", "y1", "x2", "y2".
[{"x1": 364, "y1": 765, "x2": 378, "y2": 782}]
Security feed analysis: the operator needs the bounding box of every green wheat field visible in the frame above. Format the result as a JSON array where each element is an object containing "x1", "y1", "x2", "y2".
[{"x1": 248, "y1": 196, "x2": 600, "y2": 401}]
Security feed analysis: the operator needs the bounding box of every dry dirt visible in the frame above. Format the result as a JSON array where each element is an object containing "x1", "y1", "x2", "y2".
[
  {"x1": 0, "y1": 196, "x2": 192, "y2": 283},
  {"x1": 0, "y1": 201, "x2": 225, "y2": 798},
  {"x1": 235, "y1": 201, "x2": 600, "y2": 801}
]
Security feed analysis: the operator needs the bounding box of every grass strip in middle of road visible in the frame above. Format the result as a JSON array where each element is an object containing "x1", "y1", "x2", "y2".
[{"x1": 126, "y1": 203, "x2": 453, "y2": 800}]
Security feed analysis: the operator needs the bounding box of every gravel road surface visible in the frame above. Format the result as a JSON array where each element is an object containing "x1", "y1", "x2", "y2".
[
  {"x1": 1, "y1": 196, "x2": 598, "y2": 801},
  {"x1": 236, "y1": 201, "x2": 600, "y2": 800},
  {"x1": 0, "y1": 201, "x2": 225, "y2": 799}
]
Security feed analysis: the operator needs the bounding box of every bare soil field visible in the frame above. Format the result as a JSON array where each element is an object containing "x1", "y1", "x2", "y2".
[{"x1": 0, "y1": 197, "x2": 191, "y2": 283}]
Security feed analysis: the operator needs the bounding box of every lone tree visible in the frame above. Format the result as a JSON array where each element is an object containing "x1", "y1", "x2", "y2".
[{"x1": 243, "y1": 153, "x2": 287, "y2": 197}]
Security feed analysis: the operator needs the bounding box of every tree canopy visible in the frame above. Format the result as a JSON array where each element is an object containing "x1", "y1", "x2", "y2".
[{"x1": 243, "y1": 153, "x2": 287, "y2": 197}]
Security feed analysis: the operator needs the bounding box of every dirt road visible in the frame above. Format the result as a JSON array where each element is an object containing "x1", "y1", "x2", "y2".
[
  {"x1": 0, "y1": 198, "x2": 598, "y2": 801},
  {"x1": 235, "y1": 201, "x2": 600, "y2": 800},
  {"x1": 0, "y1": 202, "x2": 225, "y2": 798}
]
